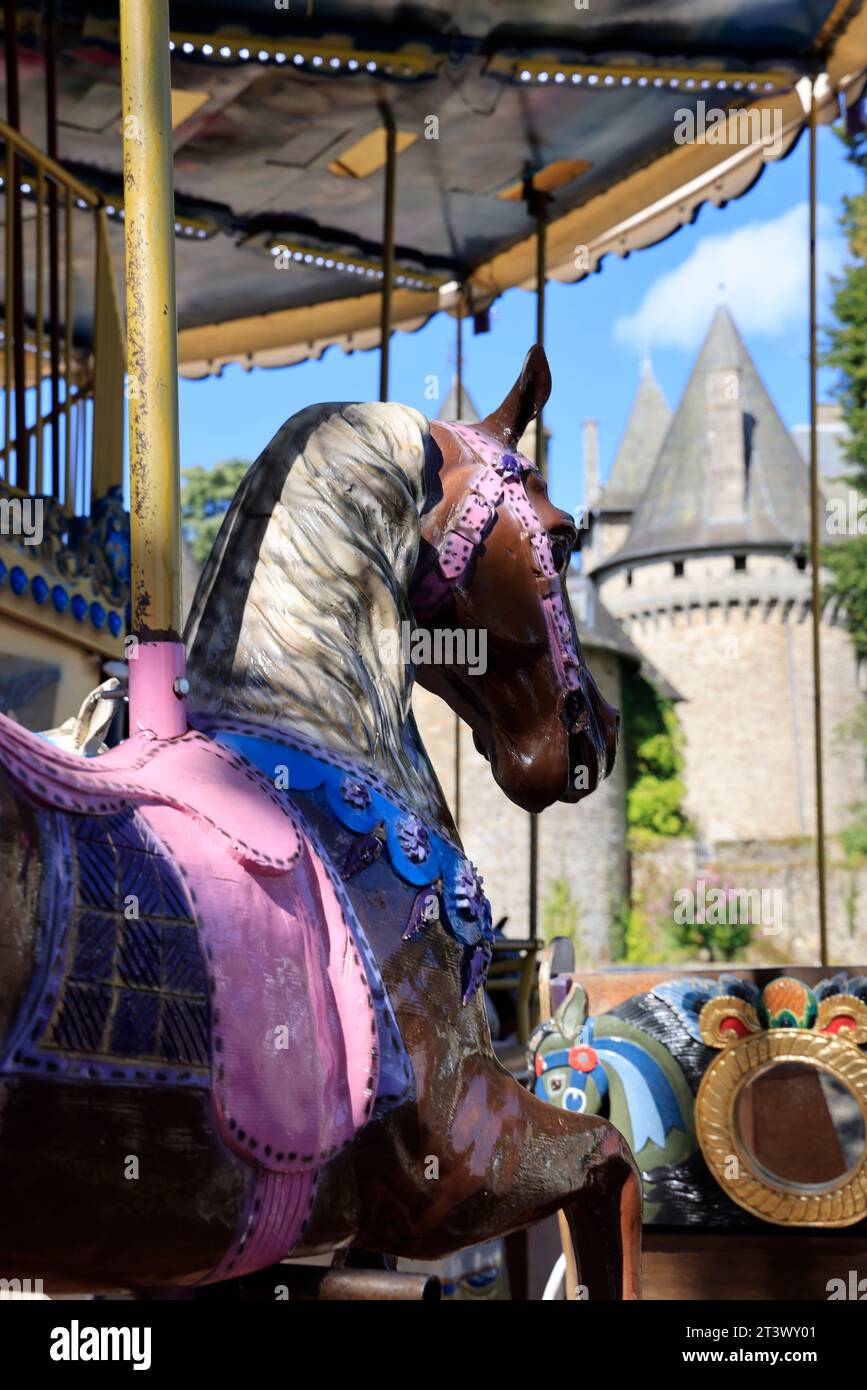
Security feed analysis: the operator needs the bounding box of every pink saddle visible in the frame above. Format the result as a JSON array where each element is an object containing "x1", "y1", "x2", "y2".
[{"x1": 0, "y1": 712, "x2": 379, "y2": 1179}]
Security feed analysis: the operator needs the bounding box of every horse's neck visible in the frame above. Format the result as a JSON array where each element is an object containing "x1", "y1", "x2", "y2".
[
  {"x1": 185, "y1": 399, "x2": 457, "y2": 837},
  {"x1": 189, "y1": 604, "x2": 457, "y2": 839}
]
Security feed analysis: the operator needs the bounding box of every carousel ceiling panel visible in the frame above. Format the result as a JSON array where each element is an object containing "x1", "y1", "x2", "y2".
[
  {"x1": 152, "y1": 1, "x2": 858, "y2": 61},
  {"x1": 2, "y1": 1, "x2": 865, "y2": 371}
]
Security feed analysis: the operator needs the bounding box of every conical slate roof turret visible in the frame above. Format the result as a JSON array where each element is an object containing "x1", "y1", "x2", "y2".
[
  {"x1": 602, "y1": 306, "x2": 813, "y2": 570},
  {"x1": 437, "y1": 376, "x2": 481, "y2": 423},
  {"x1": 600, "y1": 358, "x2": 671, "y2": 511}
]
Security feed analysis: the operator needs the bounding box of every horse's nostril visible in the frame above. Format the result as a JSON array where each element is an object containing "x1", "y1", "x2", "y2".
[{"x1": 561, "y1": 691, "x2": 582, "y2": 727}]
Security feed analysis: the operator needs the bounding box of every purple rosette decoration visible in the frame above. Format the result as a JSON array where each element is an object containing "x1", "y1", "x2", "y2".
[
  {"x1": 340, "y1": 775, "x2": 372, "y2": 811},
  {"x1": 447, "y1": 856, "x2": 494, "y2": 1000},
  {"x1": 395, "y1": 813, "x2": 430, "y2": 865},
  {"x1": 497, "y1": 451, "x2": 526, "y2": 480}
]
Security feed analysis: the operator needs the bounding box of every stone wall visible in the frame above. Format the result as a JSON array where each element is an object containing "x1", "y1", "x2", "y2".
[
  {"x1": 630, "y1": 835, "x2": 867, "y2": 966},
  {"x1": 412, "y1": 643, "x2": 627, "y2": 961},
  {"x1": 599, "y1": 553, "x2": 866, "y2": 842}
]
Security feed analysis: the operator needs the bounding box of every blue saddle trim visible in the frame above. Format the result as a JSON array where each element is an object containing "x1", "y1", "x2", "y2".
[
  {"x1": 280, "y1": 790, "x2": 415, "y2": 1115},
  {"x1": 210, "y1": 728, "x2": 495, "y2": 1003}
]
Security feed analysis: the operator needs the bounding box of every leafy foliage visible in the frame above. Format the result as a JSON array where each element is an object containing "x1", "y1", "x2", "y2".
[
  {"x1": 622, "y1": 675, "x2": 691, "y2": 840},
  {"x1": 611, "y1": 903, "x2": 659, "y2": 964},
  {"x1": 671, "y1": 870, "x2": 754, "y2": 962},
  {"x1": 672, "y1": 911, "x2": 753, "y2": 962},
  {"x1": 542, "y1": 876, "x2": 582, "y2": 952},
  {"x1": 822, "y1": 118, "x2": 867, "y2": 654},
  {"x1": 181, "y1": 460, "x2": 250, "y2": 567}
]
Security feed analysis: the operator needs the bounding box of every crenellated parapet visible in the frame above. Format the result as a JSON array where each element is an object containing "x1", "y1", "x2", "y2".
[{"x1": 597, "y1": 551, "x2": 842, "y2": 635}]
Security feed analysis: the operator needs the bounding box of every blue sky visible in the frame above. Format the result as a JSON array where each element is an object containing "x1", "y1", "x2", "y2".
[{"x1": 177, "y1": 123, "x2": 860, "y2": 522}]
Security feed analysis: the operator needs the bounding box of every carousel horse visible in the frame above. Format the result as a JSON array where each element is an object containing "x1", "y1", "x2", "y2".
[{"x1": 0, "y1": 347, "x2": 641, "y2": 1297}]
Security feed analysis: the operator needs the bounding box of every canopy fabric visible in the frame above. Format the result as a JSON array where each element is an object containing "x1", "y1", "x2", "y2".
[{"x1": 3, "y1": 1, "x2": 866, "y2": 376}]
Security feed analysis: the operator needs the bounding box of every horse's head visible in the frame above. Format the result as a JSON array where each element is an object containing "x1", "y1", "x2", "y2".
[{"x1": 412, "y1": 346, "x2": 619, "y2": 814}]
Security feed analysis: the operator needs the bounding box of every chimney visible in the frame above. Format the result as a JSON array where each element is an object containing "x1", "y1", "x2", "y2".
[
  {"x1": 583, "y1": 419, "x2": 599, "y2": 514},
  {"x1": 705, "y1": 366, "x2": 746, "y2": 521}
]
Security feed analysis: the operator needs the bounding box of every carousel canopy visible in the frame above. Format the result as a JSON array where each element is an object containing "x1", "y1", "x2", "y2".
[{"x1": 3, "y1": 1, "x2": 867, "y2": 375}]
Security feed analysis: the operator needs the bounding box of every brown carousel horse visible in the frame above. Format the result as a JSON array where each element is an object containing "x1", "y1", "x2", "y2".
[{"x1": 0, "y1": 347, "x2": 640, "y2": 1297}]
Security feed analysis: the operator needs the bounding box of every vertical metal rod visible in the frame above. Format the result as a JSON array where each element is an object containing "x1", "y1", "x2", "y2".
[
  {"x1": 453, "y1": 288, "x2": 465, "y2": 832},
  {"x1": 809, "y1": 83, "x2": 829, "y2": 965},
  {"x1": 119, "y1": 0, "x2": 183, "y2": 640},
  {"x1": 5, "y1": 0, "x2": 26, "y2": 488},
  {"x1": 529, "y1": 815, "x2": 539, "y2": 940},
  {"x1": 64, "y1": 186, "x2": 73, "y2": 509},
  {"x1": 529, "y1": 194, "x2": 548, "y2": 943},
  {"x1": 534, "y1": 199, "x2": 547, "y2": 478},
  {"x1": 456, "y1": 286, "x2": 464, "y2": 418},
  {"x1": 378, "y1": 107, "x2": 397, "y2": 403},
  {"x1": 45, "y1": 2, "x2": 62, "y2": 500},
  {"x1": 3, "y1": 143, "x2": 12, "y2": 480},
  {"x1": 35, "y1": 167, "x2": 45, "y2": 491}
]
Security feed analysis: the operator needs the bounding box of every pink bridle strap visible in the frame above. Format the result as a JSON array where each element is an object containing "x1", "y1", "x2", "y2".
[{"x1": 411, "y1": 424, "x2": 581, "y2": 693}]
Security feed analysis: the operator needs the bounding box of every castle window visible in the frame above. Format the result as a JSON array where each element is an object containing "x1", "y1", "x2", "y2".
[
  {"x1": 733, "y1": 555, "x2": 747, "y2": 572},
  {"x1": 795, "y1": 554, "x2": 807, "y2": 571},
  {"x1": 673, "y1": 560, "x2": 684, "y2": 578},
  {"x1": 626, "y1": 570, "x2": 633, "y2": 588}
]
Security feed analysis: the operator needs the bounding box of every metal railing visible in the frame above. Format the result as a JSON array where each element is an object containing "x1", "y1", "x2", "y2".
[{"x1": 1, "y1": 115, "x2": 102, "y2": 512}]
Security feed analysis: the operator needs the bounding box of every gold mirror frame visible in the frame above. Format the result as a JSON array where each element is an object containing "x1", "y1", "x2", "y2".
[{"x1": 695, "y1": 1028, "x2": 867, "y2": 1227}]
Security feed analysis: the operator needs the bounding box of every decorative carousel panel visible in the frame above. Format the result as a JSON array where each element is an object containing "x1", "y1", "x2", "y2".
[{"x1": 530, "y1": 967, "x2": 867, "y2": 1229}]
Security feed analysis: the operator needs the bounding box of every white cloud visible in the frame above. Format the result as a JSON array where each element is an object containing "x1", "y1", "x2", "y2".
[{"x1": 613, "y1": 202, "x2": 844, "y2": 353}]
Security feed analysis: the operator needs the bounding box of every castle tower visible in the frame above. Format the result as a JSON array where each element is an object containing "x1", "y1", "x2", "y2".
[
  {"x1": 437, "y1": 375, "x2": 481, "y2": 425},
  {"x1": 589, "y1": 306, "x2": 865, "y2": 844},
  {"x1": 583, "y1": 357, "x2": 671, "y2": 570}
]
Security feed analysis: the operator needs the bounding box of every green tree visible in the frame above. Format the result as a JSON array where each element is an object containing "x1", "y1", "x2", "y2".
[
  {"x1": 622, "y1": 675, "x2": 691, "y2": 841},
  {"x1": 181, "y1": 460, "x2": 250, "y2": 567},
  {"x1": 611, "y1": 902, "x2": 661, "y2": 964},
  {"x1": 823, "y1": 118, "x2": 867, "y2": 651}
]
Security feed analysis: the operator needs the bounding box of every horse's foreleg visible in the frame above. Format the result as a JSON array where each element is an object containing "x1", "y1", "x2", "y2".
[
  {"x1": 503, "y1": 1084, "x2": 641, "y2": 1301},
  {"x1": 559, "y1": 1141, "x2": 642, "y2": 1301}
]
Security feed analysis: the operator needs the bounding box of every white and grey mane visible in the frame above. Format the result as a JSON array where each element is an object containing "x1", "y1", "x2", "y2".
[{"x1": 185, "y1": 400, "x2": 447, "y2": 816}]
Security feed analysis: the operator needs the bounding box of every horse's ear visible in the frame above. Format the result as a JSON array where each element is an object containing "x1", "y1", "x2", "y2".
[
  {"x1": 554, "y1": 981, "x2": 588, "y2": 1042},
  {"x1": 481, "y1": 344, "x2": 551, "y2": 447}
]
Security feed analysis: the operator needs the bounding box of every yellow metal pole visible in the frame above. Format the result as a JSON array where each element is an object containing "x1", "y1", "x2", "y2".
[
  {"x1": 378, "y1": 105, "x2": 397, "y2": 403},
  {"x1": 808, "y1": 82, "x2": 829, "y2": 964},
  {"x1": 119, "y1": 0, "x2": 182, "y2": 641}
]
